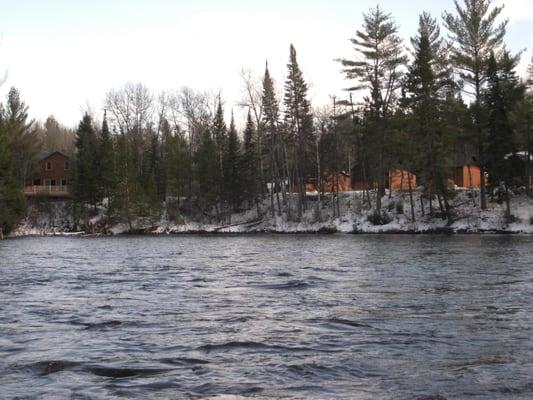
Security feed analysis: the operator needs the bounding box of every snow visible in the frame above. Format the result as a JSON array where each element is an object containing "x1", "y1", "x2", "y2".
[{"x1": 9, "y1": 190, "x2": 533, "y2": 237}]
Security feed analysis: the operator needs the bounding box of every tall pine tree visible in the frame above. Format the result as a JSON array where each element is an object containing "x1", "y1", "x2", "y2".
[
  {"x1": 0, "y1": 114, "x2": 25, "y2": 236},
  {"x1": 73, "y1": 113, "x2": 99, "y2": 209},
  {"x1": 484, "y1": 51, "x2": 522, "y2": 217},
  {"x1": 223, "y1": 113, "x2": 242, "y2": 212},
  {"x1": 242, "y1": 111, "x2": 261, "y2": 209},
  {"x1": 444, "y1": 0, "x2": 508, "y2": 209},
  {"x1": 339, "y1": 6, "x2": 406, "y2": 213},
  {"x1": 404, "y1": 12, "x2": 454, "y2": 221},
  {"x1": 283, "y1": 44, "x2": 313, "y2": 219},
  {"x1": 2, "y1": 87, "x2": 40, "y2": 188},
  {"x1": 195, "y1": 129, "x2": 220, "y2": 213},
  {"x1": 98, "y1": 111, "x2": 115, "y2": 201},
  {"x1": 262, "y1": 62, "x2": 284, "y2": 217}
]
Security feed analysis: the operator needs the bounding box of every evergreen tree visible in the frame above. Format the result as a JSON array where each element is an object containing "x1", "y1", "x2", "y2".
[
  {"x1": 212, "y1": 100, "x2": 227, "y2": 149},
  {"x1": 283, "y1": 44, "x2": 314, "y2": 218},
  {"x1": 526, "y1": 54, "x2": 533, "y2": 194},
  {"x1": 195, "y1": 129, "x2": 220, "y2": 211},
  {"x1": 73, "y1": 113, "x2": 98, "y2": 208},
  {"x1": 223, "y1": 113, "x2": 242, "y2": 212},
  {"x1": 98, "y1": 111, "x2": 115, "y2": 200},
  {"x1": 242, "y1": 111, "x2": 261, "y2": 208},
  {"x1": 484, "y1": 52, "x2": 522, "y2": 217},
  {"x1": 339, "y1": 6, "x2": 407, "y2": 212},
  {"x1": 262, "y1": 62, "x2": 283, "y2": 216},
  {"x1": 2, "y1": 87, "x2": 40, "y2": 187},
  {"x1": 404, "y1": 12, "x2": 454, "y2": 221},
  {"x1": 162, "y1": 122, "x2": 191, "y2": 201},
  {"x1": 212, "y1": 99, "x2": 226, "y2": 204},
  {"x1": 110, "y1": 133, "x2": 142, "y2": 231},
  {"x1": 0, "y1": 117, "x2": 25, "y2": 236},
  {"x1": 444, "y1": 0, "x2": 508, "y2": 209}
]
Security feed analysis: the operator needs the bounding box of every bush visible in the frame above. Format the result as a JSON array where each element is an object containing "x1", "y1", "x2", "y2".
[
  {"x1": 368, "y1": 210, "x2": 392, "y2": 226},
  {"x1": 505, "y1": 213, "x2": 518, "y2": 224},
  {"x1": 395, "y1": 201, "x2": 404, "y2": 215}
]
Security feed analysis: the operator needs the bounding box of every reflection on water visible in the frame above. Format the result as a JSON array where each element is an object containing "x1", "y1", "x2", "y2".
[{"x1": 1, "y1": 235, "x2": 532, "y2": 399}]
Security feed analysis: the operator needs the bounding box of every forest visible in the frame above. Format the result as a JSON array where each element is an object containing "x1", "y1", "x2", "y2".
[{"x1": 1, "y1": 0, "x2": 532, "y2": 235}]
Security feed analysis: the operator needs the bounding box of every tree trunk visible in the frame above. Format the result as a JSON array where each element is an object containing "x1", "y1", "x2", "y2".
[{"x1": 408, "y1": 170, "x2": 416, "y2": 223}]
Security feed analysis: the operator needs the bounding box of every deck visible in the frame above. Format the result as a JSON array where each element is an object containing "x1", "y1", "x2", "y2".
[{"x1": 24, "y1": 185, "x2": 71, "y2": 197}]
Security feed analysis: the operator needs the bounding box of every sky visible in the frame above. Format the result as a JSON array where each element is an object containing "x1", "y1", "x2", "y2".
[{"x1": 0, "y1": 0, "x2": 532, "y2": 127}]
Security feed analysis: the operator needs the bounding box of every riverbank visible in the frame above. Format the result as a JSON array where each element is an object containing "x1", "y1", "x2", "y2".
[{"x1": 9, "y1": 190, "x2": 533, "y2": 237}]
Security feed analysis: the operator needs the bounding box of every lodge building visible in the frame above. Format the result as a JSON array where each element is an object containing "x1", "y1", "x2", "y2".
[{"x1": 24, "y1": 152, "x2": 71, "y2": 197}]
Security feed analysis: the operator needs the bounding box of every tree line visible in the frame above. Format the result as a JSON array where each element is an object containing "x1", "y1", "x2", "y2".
[{"x1": 1, "y1": 0, "x2": 533, "y2": 234}]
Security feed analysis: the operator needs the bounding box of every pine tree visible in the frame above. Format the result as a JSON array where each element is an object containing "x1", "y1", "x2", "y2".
[
  {"x1": 73, "y1": 113, "x2": 98, "y2": 209},
  {"x1": 212, "y1": 99, "x2": 226, "y2": 206},
  {"x1": 283, "y1": 44, "x2": 314, "y2": 219},
  {"x1": 242, "y1": 111, "x2": 261, "y2": 208},
  {"x1": 262, "y1": 62, "x2": 283, "y2": 217},
  {"x1": 98, "y1": 111, "x2": 115, "y2": 200},
  {"x1": 195, "y1": 129, "x2": 220, "y2": 212},
  {"x1": 162, "y1": 122, "x2": 191, "y2": 201},
  {"x1": 484, "y1": 51, "x2": 522, "y2": 217},
  {"x1": 0, "y1": 117, "x2": 25, "y2": 236},
  {"x1": 526, "y1": 54, "x2": 533, "y2": 194},
  {"x1": 404, "y1": 12, "x2": 454, "y2": 221},
  {"x1": 223, "y1": 113, "x2": 242, "y2": 212},
  {"x1": 2, "y1": 87, "x2": 40, "y2": 188},
  {"x1": 339, "y1": 6, "x2": 407, "y2": 212},
  {"x1": 110, "y1": 133, "x2": 141, "y2": 231},
  {"x1": 212, "y1": 100, "x2": 227, "y2": 149},
  {"x1": 444, "y1": 0, "x2": 508, "y2": 210}
]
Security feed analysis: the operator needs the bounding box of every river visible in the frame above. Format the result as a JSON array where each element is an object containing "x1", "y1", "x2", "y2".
[{"x1": 1, "y1": 235, "x2": 532, "y2": 399}]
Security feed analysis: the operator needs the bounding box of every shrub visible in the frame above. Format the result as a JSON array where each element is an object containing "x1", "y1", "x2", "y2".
[
  {"x1": 368, "y1": 210, "x2": 392, "y2": 226},
  {"x1": 395, "y1": 201, "x2": 404, "y2": 215}
]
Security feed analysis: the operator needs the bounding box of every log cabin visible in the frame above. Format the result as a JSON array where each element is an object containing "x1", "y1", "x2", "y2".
[
  {"x1": 24, "y1": 152, "x2": 71, "y2": 197},
  {"x1": 304, "y1": 171, "x2": 352, "y2": 193},
  {"x1": 454, "y1": 165, "x2": 481, "y2": 189},
  {"x1": 389, "y1": 169, "x2": 417, "y2": 191}
]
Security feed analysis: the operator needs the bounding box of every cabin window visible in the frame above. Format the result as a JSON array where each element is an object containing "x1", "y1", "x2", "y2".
[
  {"x1": 33, "y1": 179, "x2": 41, "y2": 186},
  {"x1": 46, "y1": 161, "x2": 52, "y2": 170},
  {"x1": 61, "y1": 180, "x2": 67, "y2": 186},
  {"x1": 65, "y1": 161, "x2": 69, "y2": 170}
]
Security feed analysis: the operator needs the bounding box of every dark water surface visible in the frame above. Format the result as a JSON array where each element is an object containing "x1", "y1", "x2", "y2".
[{"x1": 1, "y1": 235, "x2": 532, "y2": 399}]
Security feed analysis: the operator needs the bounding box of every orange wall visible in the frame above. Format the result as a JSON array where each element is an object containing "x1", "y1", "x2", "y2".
[
  {"x1": 456, "y1": 166, "x2": 481, "y2": 188},
  {"x1": 389, "y1": 169, "x2": 416, "y2": 191}
]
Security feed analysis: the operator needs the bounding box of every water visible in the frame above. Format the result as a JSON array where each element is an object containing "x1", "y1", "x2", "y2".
[{"x1": 1, "y1": 235, "x2": 532, "y2": 399}]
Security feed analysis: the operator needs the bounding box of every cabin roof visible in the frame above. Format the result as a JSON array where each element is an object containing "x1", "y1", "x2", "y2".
[{"x1": 40, "y1": 151, "x2": 70, "y2": 162}]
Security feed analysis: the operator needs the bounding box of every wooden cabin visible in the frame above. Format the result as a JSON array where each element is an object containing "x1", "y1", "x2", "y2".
[
  {"x1": 303, "y1": 172, "x2": 352, "y2": 193},
  {"x1": 322, "y1": 171, "x2": 352, "y2": 193},
  {"x1": 389, "y1": 169, "x2": 417, "y2": 191},
  {"x1": 24, "y1": 152, "x2": 71, "y2": 197},
  {"x1": 352, "y1": 180, "x2": 378, "y2": 191},
  {"x1": 454, "y1": 165, "x2": 481, "y2": 189}
]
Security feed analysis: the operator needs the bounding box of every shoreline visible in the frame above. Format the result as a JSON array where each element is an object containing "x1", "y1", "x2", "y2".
[
  {"x1": 7, "y1": 226, "x2": 533, "y2": 239},
  {"x1": 9, "y1": 191, "x2": 533, "y2": 238}
]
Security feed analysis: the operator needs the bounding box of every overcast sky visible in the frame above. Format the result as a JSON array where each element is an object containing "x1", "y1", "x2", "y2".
[{"x1": 1, "y1": 0, "x2": 532, "y2": 127}]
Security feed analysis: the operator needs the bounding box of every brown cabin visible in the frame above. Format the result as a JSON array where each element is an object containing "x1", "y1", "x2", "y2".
[
  {"x1": 24, "y1": 152, "x2": 71, "y2": 197},
  {"x1": 454, "y1": 165, "x2": 481, "y2": 188},
  {"x1": 389, "y1": 169, "x2": 417, "y2": 191},
  {"x1": 304, "y1": 171, "x2": 352, "y2": 193},
  {"x1": 352, "y1": 180, "x2": 378, "y2": 191}
]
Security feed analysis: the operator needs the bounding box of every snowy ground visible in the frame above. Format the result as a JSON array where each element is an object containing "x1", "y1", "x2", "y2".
[{"x1": 10, "y1": 190, "x2": 533, "y2": 237}]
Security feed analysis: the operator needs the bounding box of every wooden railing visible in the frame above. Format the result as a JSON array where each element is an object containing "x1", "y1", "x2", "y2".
[{"x1": 24, "y1": 185, "x2": 71, "y2": 197}]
